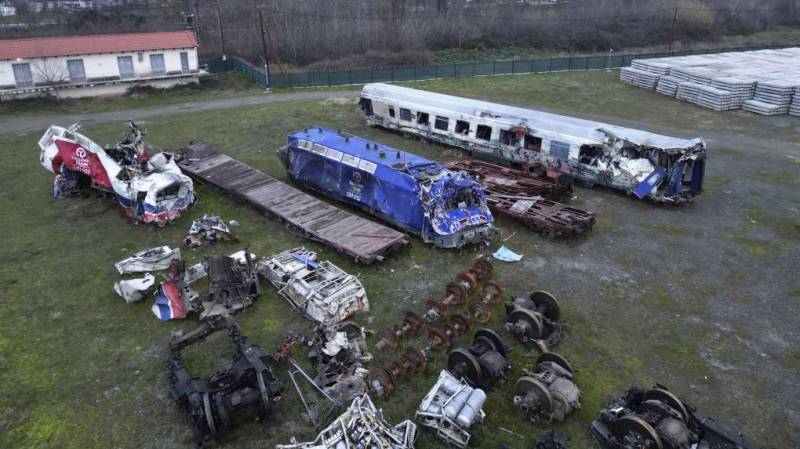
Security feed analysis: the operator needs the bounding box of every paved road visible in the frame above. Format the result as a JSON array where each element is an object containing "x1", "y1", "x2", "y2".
[{"x1": 0, "y1": 90, "x2": 361, "y2": 135}]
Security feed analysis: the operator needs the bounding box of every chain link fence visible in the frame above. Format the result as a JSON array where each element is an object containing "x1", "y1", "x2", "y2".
[{"x1": 204, "y1": 44, "x2": 797, "y2": 89}]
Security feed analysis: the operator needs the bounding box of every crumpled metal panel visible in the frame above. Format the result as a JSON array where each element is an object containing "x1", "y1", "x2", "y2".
[
  {"x1": 258, "y1": 247, "x2": 368, "y2": 325},
  {"x1": 278, "y1": 394, "x2": 417, "y2": 449}
]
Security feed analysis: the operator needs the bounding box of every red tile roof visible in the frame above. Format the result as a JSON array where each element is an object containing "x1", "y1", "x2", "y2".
[{"x1": 0, "y1": 31, "x2": 198, "y2": 60}]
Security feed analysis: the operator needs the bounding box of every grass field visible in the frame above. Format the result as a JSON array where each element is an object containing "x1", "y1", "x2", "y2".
[{"x1": 0, "y1": 70, "x2": 798, "y2": 449}]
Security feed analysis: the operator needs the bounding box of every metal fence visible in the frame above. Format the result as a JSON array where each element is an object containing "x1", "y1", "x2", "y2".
[{"x1": 204, "y1": 44, "x2": 797, "y2": 89}]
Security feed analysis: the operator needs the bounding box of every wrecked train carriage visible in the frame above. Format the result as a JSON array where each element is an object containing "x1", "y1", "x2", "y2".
[
  {"x1": 38, "y1": 122, "x2": 196, "y2": 225},
  {"x1": 278, "y1": 127, "x2": 495, "y2": 249},
  {"x1": 257, "y1": 248, "x2": 368, "y2": 325},
  {"x1": 360, "y1": 83, "x2": 706, "y2": 204}
]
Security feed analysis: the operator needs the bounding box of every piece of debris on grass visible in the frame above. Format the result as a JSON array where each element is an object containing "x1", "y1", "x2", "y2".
[
  {"x1": 493, "y1": 246, "x2": 523, "y2": 262},
  {"x1": 184, "y1": 214, "x2": 238, "y2": 248},
  {"x1": 114, "y1": 273, "x2": 156, "y2": 303},
  {"x1": 115, "y1": 246, "x2": 181, "y2": 274}
]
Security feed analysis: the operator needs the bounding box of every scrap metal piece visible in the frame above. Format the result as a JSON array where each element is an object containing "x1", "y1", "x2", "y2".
[
  {"x1": 447, "y1": 329, "x2": 510, "y2": 389},
  {"x1": 277, "y1": 394, "x2": 417, "y2": 449},
  {"x1": 168, "y1": 316, "x2": 283, "y2": 443},
  {"x1": 279, "y1": 128, "x2": 495, "y2": 249},
  {"x1": 307, "y1": 322, "x2": 372, "y2": 403},
  {"x1": 113, "y1": 273, "x2": 155, "y2": 303},
  {"x1": 513, "y1": 352, "x2": 581, "y2": 423},
  {"x1": 416, "y1": 369, "x2": 487, "y2": 448},
  {"x1": 38, "y1": 122, "x2": 196, "y2": 225},
  {"x1": 115, "y1": 245, "x2": 181, "y2": 274},
  {"x1": 198, "y1": 251, "x2": 260, "y2": 320},
  {"x1": 152, "y1": 259, "x2": 198, "y2": 321},
  {"x1": 184, "y1": 214, "x2": 238, "y2": 248},
  {"x1": 258, "y1": 247, "x2": 369, "y2": 325},
  {"x1": 590, "y1": 385, "x2": 765, "y2": 449},
  {"x1": 287, "y1": 357, "x2": 341, "y2": 429},
  {"x1": 449, "y1": 159, "x2": 573, "y2": 202},
  {"x1": 504, "y1": 291, "x2": 562, "y2": 352}
]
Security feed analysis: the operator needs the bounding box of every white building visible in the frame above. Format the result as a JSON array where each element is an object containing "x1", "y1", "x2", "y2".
[
  {"x1": 0, "y1": 30, "x2": 201, "y2": 99},
  {"x1": 0, "y1": 3, "x2": 16, "y2": 16}
]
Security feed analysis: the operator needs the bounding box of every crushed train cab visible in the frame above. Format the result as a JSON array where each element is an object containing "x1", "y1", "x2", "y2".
[{"x1": 278, "y1": 127, "x2": 495, "y2": 248}]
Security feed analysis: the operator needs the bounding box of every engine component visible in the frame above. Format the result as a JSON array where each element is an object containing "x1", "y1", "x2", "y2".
[
  {"x1": 467, "y1": 281, "x2": 504, "y2": 323},
  {"x1": 416, "y1": 369, "x2": 487, "y2": 448},
  {"x1": 590, "y1": 385, "x2": 766, "y2": 449},
  {"x1": 307, "y1": 321, "x2": 372, "y2": 403},
  {"x1": 375, "y1": 259, "x2": 492, "y2": 352},
  {"x1": 369, "y1": 346, "x2": 429, "y2": 398},
  {"x1": 535, "y1": 430, "x2": 571, "y2": 449},
  {"x1": 375, "y1": 310, "x2": 426, "y2": 352},
  {"x1": 198, "y1": 251, "x2": 261, "y2": 320},
  {"x1": 258, "y1": 247, "x2": 369, "y2": 325},
  {"x1": 167, "y1": 316, "x2": 283, "y2": 443},
  {"x1": 447, "y1": 328, "x2": 510, "y2": 389},
  {"x1": 277, "y1": 394, "x2": 417, "y2": 449},
  {"x1": 427, "y1": 314, "x2": 471, "y2": 351},
  {"x1": 513, "y1": 352, "x2": 581, "y2": 423},
  {"x1": 422, "y1": 259, "x2": 492, "y2": 322},
  {"x1": 504, "y1": 291, "x2": 562, "y2": 352}
]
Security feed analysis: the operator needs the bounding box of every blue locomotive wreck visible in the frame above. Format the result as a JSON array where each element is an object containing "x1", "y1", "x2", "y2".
[{"x1": 278, "y1": 127, "x2": 495, "y2": 248}]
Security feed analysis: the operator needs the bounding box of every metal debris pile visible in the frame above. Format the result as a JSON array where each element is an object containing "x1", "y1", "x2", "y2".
[
  {"x1": 277, "y1": 394, "x2": 417, "y2": 449},
  {"x1": 38, "y1": 122, "x2": 196, "y2": 225},
  {"x1": 258, "y1": 247, "x2": 368, "y2": 325},
  {"x1": 184, "y1": 214, "x2": 238, "y2": 248}
]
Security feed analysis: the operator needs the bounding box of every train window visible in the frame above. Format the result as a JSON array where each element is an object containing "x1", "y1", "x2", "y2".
[
  {"x1": 550, "y1": 140, "x2": 570, "y2": 160},
  {"x1": 500, "y1": 129, "x2": 515, "y2": 145},
  {"x1": 360, "y1": 98, "x2": 373, "y2": 116},
  {"x1": 399, "y1": 108, "x2": 412, "y2": 121},
  {"x1": 455, "y1": 120, "x2": 469, "y2": 135},
  {"x1": 525, "y1": 135, "x2": 542, "y2": 151},
  {"x1": 434, "y1": 116, "x2": 449, "y2": 131},
  {"x1": 476, "y1": 125, "x2": 492, "y2": 141},
  {"x1": 417, "y1": 112, "x2": 430, "y2": 125},
  {"x1": 389, "y1": 107, "x2": 395, "y2": 118}
]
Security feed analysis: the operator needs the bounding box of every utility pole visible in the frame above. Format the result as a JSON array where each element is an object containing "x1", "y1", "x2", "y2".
[
  {"x1": 669, "y1": 6, "x2": 678, "y2": 52},
  {"x1": 258, "y1": 8, "x2": 272, "y2": 92},
  {"x1": 216, "y1": 1, "x2": 226, "y2": 60}
]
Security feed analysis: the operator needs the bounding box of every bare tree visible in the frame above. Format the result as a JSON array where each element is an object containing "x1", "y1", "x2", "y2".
[{"x1": 32, "y1": 58, "x2": 70, "y2": 99}]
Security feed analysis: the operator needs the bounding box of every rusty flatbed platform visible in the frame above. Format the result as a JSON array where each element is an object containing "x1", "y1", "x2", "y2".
[{"x1": 178, "y1": 143, "x2": 410, "y2": 264}]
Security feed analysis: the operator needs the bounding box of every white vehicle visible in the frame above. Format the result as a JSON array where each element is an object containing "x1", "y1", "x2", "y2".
[
  {"x1": 360, "y1": 83, "x2": 706, "y2": 204},
  {"x1": 37, "y1": 122, "x2": 196, "y2": 225},
  {"x1": 257, "y1": 248, "x2": 369, "y2": 325}
]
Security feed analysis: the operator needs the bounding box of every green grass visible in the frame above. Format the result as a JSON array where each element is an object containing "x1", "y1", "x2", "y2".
[{"x1": 1, "y1": 69, "x2": 799, "y2": 449}]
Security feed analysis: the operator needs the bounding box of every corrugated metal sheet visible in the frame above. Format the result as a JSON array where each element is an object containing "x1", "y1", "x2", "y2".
[{"x1": 0, "y1": 31, "x2": 198, "y2": 60}]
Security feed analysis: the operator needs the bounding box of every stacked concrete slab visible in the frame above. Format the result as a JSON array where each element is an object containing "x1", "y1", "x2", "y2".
[{"x1": 620, "y1": 47, "x2": 800, "y2": 116}]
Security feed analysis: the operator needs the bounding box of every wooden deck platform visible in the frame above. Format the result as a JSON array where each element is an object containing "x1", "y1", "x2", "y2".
[{"x1": 178, "y1": 143, "x2": 410, "y2": 264}]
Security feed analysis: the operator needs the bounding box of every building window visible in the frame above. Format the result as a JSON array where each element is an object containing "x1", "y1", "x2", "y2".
[
  {"x1": 550, "y1": 140, "x2": 571, "y2": 160},
  {"x1": 399, "y1": 108, "x2": 412, "y2": 121},
  {"x1": 138, "y1": 52, "x2": 144, "y2": 62},
  {"x1": 67, "y1": 59, "x2": 86, "y2": 82},
  {"x1": 180, "y1": 51, "x2": 190, "y2": 73},
  {"x1": 12, "y1": 63, "x2": 33, "y2": 87},
  {"x1": 434, "y1": 116, "x2": 449, "y2": 131},
  {"x1": 455, "y1": 120, "x2": 470, "y2": 135},
  {"x1": 117, "y1": 56, "x2": 134, "y2": 79},
  {"x1": 149, "y1": 54, "x2": 165, "y2": 75},
  {"x1": 476, "y1": 125, "x2": 492, "y2": 141}
]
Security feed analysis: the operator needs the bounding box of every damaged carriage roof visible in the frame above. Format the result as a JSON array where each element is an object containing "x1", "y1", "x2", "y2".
[
  {"x1": 289, "y1": 127, "x2": 444, "y2": 175},
  {"x1": 362, "y1": 83, "x2": 704, "y2": 151}
]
